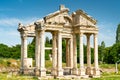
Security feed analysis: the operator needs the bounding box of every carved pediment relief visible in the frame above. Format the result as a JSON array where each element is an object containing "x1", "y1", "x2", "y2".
[
  {"x1": 63, "y1": 15, "x2": 72, "y2": 26},
  {"x1": 44, "y1": 5, "x2": 70, "y2": 26},
  {"x1": 73, "y1": 10, "x2": 97, "y2": 28}
]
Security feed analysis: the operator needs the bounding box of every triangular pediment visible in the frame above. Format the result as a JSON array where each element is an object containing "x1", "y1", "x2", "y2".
[
  {"x1": 44, "y1": 5, "x2": 71, "y2": 25},
  {"x1": 73, "y1": 10, "x2": 97, "y2": 28}
]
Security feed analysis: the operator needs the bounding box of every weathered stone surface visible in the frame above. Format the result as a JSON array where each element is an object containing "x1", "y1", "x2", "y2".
[{"x1": 18, "y1": 5, "x2": 100, "y2": 78}]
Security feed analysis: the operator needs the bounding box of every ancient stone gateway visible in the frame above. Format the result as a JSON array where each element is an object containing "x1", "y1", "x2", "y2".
[{"x1": 18, "y1": 5, "x2": 100, "y2": 78}]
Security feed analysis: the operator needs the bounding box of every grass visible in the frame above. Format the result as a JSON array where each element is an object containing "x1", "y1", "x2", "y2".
[
  {"x1": 92, "y1": 73, "x2": 120, "y2": 80},
  {"x1": 0, "y1": 58, "x2": 20, "y2": 68},
  {"x1": 1, "y1": 59, "x2": 120, "y2": 80},
  {"x1": 0, "y1": 72, "x2": 38, "y2": 80}
]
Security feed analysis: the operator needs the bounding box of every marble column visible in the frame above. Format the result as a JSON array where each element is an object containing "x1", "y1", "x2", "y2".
[
  {"x1": 69, "y1": 38, "x2": 73, "y2": 68},
  {"x1": 20, "y1": 33, "x2": 27, "y2": 73},
  {"x1": 66, "y1": 38, "x2": 70, "y2": 67},
  {"x1": 79, "y1": 33, "x2": 85, "y2": 76},
  {"x1": 20, "y1": 36, "x2": 23, "y2": 72},
  {"x1": 57, "y1": 32, "x2": 63, "y2": 76},
  {"x1": 35, "y1": 31, "x2": 40, "y2": 76},
  {"x1": 72, "y1": 33, "x2": 78, "y2": 75},
  {"x1": 51, "y1": 32, "x2": 57, "y2": 76},
  {"x1": 35, "y1": 31, "x2": 40, "y2": 68},
  {"x1": 86, "y1": 34, "x2": 92, "y2": 75},
  {"x1": 93, "y1": 33, "x2": 100, "y2": 76},
  {"x1": 39, "y1": 30, "x2": 46, "y2": 77}
]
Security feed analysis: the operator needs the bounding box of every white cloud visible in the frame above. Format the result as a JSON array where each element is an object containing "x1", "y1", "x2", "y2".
[
  {"x1": 97, "y1": 21, "x2": 116, "y2": 46},
  {"x1": 0, "y1": 18, "x2": 20, "y2": 27},
  {"x1": 0, "y1": 17, "x2": 38, "y2": 27},
  {"x1": 0, "y1": 17, "x2": 39, "y2": 46}
]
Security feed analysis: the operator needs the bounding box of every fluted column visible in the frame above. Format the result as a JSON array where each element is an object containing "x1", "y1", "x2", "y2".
[
  {"x1": 93, "y1": 33, "x2": 100, "y2": 76},
  {"x1": 79, "y1": 33, "x2": 85, "y2": 76},
  {"x1": 21, "y1": 36, "x2": 23, "y2": 71},
  {"x1": 34, "y1": 31, "x2": 41, "y2": 76},
  {"x1": 35, "y1": 31, "x2": 40, "y2": 69},
  {"x1": 23, "y1": 36, "x2": 27, "y2": 59},
  {"x1": 21, "y1": 35, "x2": 28, "y2": 66},
  {"x1": 66, "y1": 38, "x2": 70, "y2": 67},
  {"x1": 86, "y1": 34, "x2": 92, "y2": 75},
  {"x1": 69, "y1": 37, "x2": 73, "y2": 68},
  {"x1": 72, "y1": 33, "x2": 78, "y2": 75},
  {"x1": 57, "y1": 32, "x2": 63, "y2": 76},
  {"x1": 39, "y1": 30, "x2": 46, "y2": 77},
  {"x1": 20, "y1": 33, "x2": 27, "y2": 73},
  {"x1": 51, "y1": 32, "x2": 57, "y2": 76}
]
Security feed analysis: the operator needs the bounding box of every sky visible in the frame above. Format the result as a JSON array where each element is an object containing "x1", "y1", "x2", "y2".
[{"x1": 0, "y1": 0, "x2": 120, "y2": 47}]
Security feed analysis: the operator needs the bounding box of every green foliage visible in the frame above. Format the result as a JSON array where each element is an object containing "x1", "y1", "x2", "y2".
[
  {"x1": 108, "y1": 43, "x2": 120, "y2": 63},
  {"x1": 10, "y1": 44, "x2": 21, "y2": 59},
  {"x1": 0, "y1": 44, "x2": 11, "y2": 58},
  {"x1": 116, "y1": 24, "x2": 120, "y2": 43},
  {"x1": 98, "y1": 41, "x2": 120, "y2": 64},
  {"x1": 98, "y1": 41, "x2": 106, "y2": 63},
  {"x1": 62, "y1": 39, "x2": 66, "y2": 63},
  {"x1": 45, "y1": 37, "x2": 52, "y2": 60},
  {"x1": 28, "y1": 44, "x2": 35, "y2": 59}
]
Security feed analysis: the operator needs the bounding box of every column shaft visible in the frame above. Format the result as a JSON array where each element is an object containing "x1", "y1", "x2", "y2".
[
  {"x1": 21, "y1": 36, "x2": 23, "y2": 70},
  {"x1": 34, "y1": 31, "x2": 41, "y2": 76},
  {"x1": 72, "y1": 33, "x2": 78, "y2": 75},
  {"x1": 94, "y1": 34, "x2": 98, "y2": 69},
  {"x1": 40, "y1": 30, "x2": 46, "y2": 76},
  {"x1": 57, "y1": 32, "x2": 63, "y2": 76},
  {"x1": 86, "y1": 34, "x2": 91, "y2": 75},
  {"x1": 23, "y1": 36, "x2": 27, "y2": 58},
  {"x1": 35, "y1": 31, "x2": 40, "y2": 69},
  {"x1": 52, "y1": 32, "x2": 57, "y2": 76},
  {"x1": 21, "y1": 35, "x2": 27, "y2": 69},
  {"x1": 79, "y1": 33, "x2": 85, "y2": 76},
  {"x1": 69, "y1": 38, "x2": 73, "y2": 68},
  {"x1": 93, "y1": 33, "x2": 100, "y2": 76},
  {"x1": 20, "y1": 32, "x2": 28, "y2": 74},
  {"x1": 66, "y1": 39, "x2": 70, "y2": 67}
]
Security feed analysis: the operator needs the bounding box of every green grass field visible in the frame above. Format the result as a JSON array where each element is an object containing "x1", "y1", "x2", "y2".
[
  {"x1": 92, "y1": 74, "x2": 120, "y2": 80},
  {"x1": 0, "y1": 73, "x2": 38, "y2": 80},
  {"x1": 0, "y1": 73, "x2": 120, "y2": 80}
]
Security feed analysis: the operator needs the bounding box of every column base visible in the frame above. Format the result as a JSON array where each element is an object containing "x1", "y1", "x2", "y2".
[
  {"x1": 79, "y1": 68, "x2": 85, "y2": 76},
  {"x1": 57, "y1": 69, "x2": 63, "y2": 76},
  {"x1": 20, "y1": 68, "x2": 24, "y2": 74},
  {"x1": 71, "y1": 68, "x2": 78, "y2": 75},
  {"x1": 93, "y1": 68, "x2": 100, "y2": 76},
  {"x1": 51, "y1": 68, "x2": 57, "y2": 76},
  {"x1": 86, "y1": 67, "x2": 92, "y2": 76},
  {"x1": 34, "y1": 68, "x2": 40, "y2": 76},
  {"x1": 40, "y1": 68, "x2": 46, "y2": 77},
  {"x1": 20, "y1": 68, "x2": 34, "y2": 75}
]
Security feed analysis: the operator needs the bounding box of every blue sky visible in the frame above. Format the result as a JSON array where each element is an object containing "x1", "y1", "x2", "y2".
[{"x1": 0, "y1": 0, "x2": 120, "y2": 47}]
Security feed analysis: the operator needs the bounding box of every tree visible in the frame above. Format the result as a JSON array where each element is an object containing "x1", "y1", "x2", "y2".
[
  {"x1": 116, "y1": 24, "x2": 120, "y2": 43},
  {"x1": 100, "y1": 41, "x2": 105, "y2": 62},
  {"x1": 0, "y1": 44, "x2": 11, "y2": 58},
  {"x1": 10, "y1": 44, "x2": 21, "y2": 59},
  {"x1": 108, "y1": 43, "x2": 120, "y2": 63}
]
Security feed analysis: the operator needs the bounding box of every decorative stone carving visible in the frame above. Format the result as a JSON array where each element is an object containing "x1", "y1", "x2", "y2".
[
  {"x1": 34, "y1": 21, "x2": 45, "y2": 30},
  {"x1": 18, "y1": 5, "x2": 100, "y2": 78}
]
